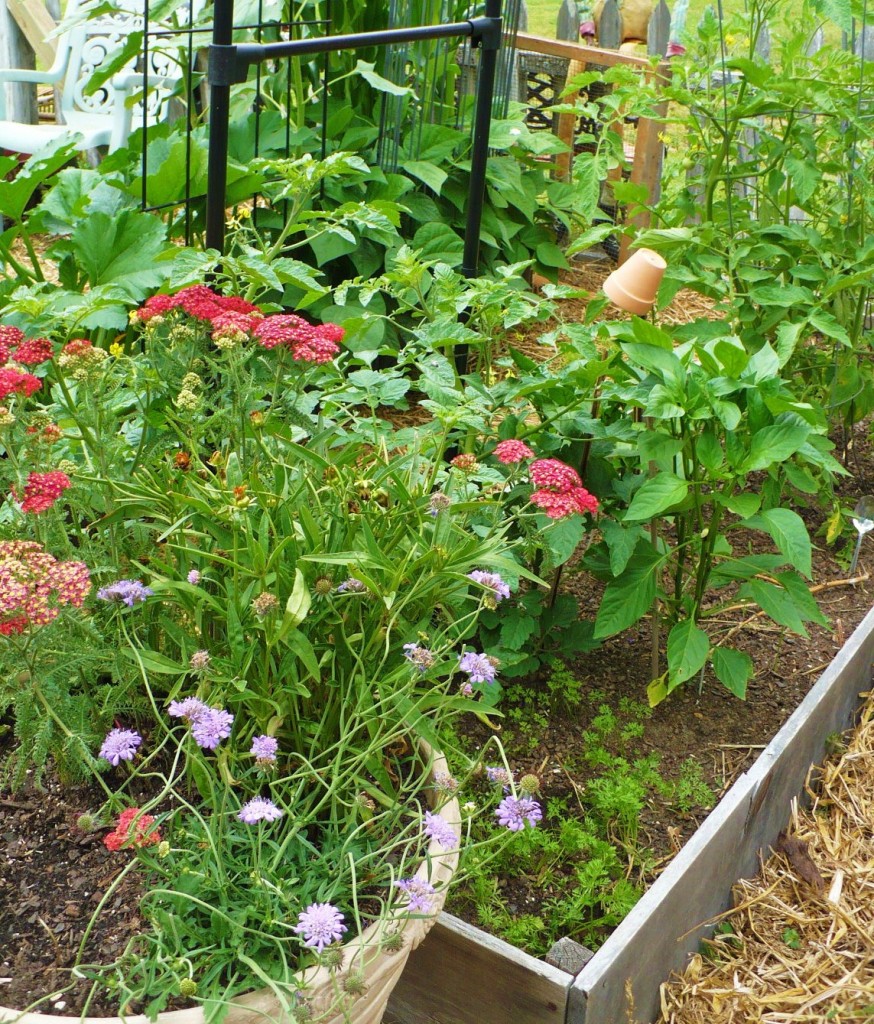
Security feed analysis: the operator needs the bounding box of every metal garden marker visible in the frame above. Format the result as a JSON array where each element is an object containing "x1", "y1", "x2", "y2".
[{"x1": 849, "y1": 495, "x2": 874, "y2": 574}]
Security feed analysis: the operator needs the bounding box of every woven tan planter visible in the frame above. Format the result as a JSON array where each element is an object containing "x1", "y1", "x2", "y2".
[{"x1": 0, "y1": 749, "x2": 460, "y2": 1024}]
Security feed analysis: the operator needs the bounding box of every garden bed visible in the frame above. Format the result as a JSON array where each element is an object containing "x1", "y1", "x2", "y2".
[{"x1": 386, "y1": 601, "x2": 874, "y2": 1024}]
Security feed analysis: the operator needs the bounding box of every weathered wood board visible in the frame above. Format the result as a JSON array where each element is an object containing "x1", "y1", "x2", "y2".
[
  {"x1": 570, "y1": 602, "x2": 874, "y2": 1024},
  {"x1": 385, "y1": 913, "x2": 572, "y2": 1024}
]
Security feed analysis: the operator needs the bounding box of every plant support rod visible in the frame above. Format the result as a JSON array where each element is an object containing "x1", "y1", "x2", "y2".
[{"x1": 205, "y1": 0, "x2": 503, "y2": 268}]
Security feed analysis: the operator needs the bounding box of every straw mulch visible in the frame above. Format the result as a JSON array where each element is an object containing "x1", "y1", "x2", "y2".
[{"x1": 659, "y1": 693, "x2": 874, "y2": 1024}]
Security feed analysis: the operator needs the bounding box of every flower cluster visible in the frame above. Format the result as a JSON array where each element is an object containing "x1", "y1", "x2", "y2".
[
  {"x1": 393, "y1": 877, "x2": 437, "y2": 913},
  {"x1": 467, "y1": 569, "x2": 511, "y2": 609},
  {"x1": 0, "y1": 366, "x2": 42, "y2": 400},
  {"x1": 97, "y1": 579, "x2": 153, "y2": 607},
  {"x1": 403, "y1": 643, "x2": 436, "y2": 673},
  {"x1": 528, "y1": 458, "x2": 599, "y2": 520},
  {"x1": 0, "y1": 324, "x2": 53, "y2": 366},
  {"x1": 423, "y1": 809, "x2": 459, "y2": 851},
  {"x1": 57, "y1": 339, "x2": 108, "y2": 380},
  {"x1": 495, "y1": 795, "x2": 543, "y2": 832},
  {"x1": 493, "y1": 439, "x2": 534, "y2": 464},
  {"x1": 458, "y1": 650, "x2": 499, "y2": 686},
  {"x1": 294, "y1": 902, "x2": 347, "y2": 953},
  {"x1": 0, "y1": 540, "x2": 90, "y2": 634},
  {"x1": 253, "y1": 314, "x2": 344, "y2": 364},
  {"x1": 238, "y1": 796, "x2": 283, "y2": 824},
  {"x1": 250, "y1": 734, "x2": 278, "y2": 764},
  {"x1": 99, "y1": 728, "x2": 143, "y2": 766},
  {"x1": 168, "y1": 696, "x2": 234, "y2": 750},
  {"x1": 14, "y1": 470, "x2": 71, "y2": 514},
  {"x1": 104, "y1": 807, "x2": 161, "y2": 851}
]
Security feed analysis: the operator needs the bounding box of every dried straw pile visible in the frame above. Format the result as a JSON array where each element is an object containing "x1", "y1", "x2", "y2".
[{"x1": 659, "y1": 693, "x2": 874, "y2": 1024}]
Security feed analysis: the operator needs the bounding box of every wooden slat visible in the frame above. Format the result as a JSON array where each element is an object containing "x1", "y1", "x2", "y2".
[
  {"x1": 555, "y1": 0, "x2": 580, "y2": 43},
  {"x1": 6, "y1": 0, "x2": 56, "y2": 67},
  {"x1": 571, "y1": 605, "x2": 874, "y2": 1024},
  {"x1": 553, "y1": 0, "x2": 584, "y2": 182},
  {"x1": 385, "y1": 913, "x2": 571, "y2": 1024},
  {"x1": 515, "y1": 32, "x2": 653, "y2": 69},
  {"x1": 647, "y1": 0, "x2": 671, "y2": 56},
  {"x1": 598, "y1": 0, "x2": 622, "y2": 49},
  {"x1": 619, "y1": 58, "x2": 672, "y2": 261}
]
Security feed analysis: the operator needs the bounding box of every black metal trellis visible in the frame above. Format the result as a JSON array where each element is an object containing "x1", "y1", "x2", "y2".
[{"x1": 204, "y1": 0, "x2": 503, "y2": 281}]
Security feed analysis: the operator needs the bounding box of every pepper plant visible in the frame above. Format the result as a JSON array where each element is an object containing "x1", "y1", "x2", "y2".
[{"x1": 578, "y1": 314, "x2": 842, "y2": 702}]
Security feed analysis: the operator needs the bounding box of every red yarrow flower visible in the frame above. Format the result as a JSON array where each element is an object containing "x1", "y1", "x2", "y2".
[
  {"x1": 0, "y1": 325, "x2": 24, "y2": 365},
  {"x1": 531, "y1": 486, "x2": 599, "y2": 519},
  {"x1": 494, "y1": 439, "x2": 535, "y2": 464},
  {"x1": 0, "y1": 367, "x2": 41, "y2": 399},
  {"x1": 15, "y1": 470, "x2": 71, "y2": 514},
  {"x1": 136, "y1": 288, "x2": 262, "y2": 326},
  {"x1": 529, "y1": 458, "x2": 582, "y2": 491},
  {"x1": 528, "y1": 458, "x2": 598, "y2": 519},
  {"x1": 253, "y1": 314, "x2": 343, "y2": 363},
  {"x1": 103, "y1": 807, "x2": 161, "y2": 851},
  {"x1": 0, "y1": 540, "x2": 90, "y2": 632},
  {"x1": 12, "y1": 336, "x2": 53, "y2": 365}
]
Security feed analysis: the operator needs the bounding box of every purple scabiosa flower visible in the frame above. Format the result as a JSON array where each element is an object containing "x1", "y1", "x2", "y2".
[
  {"x1": 187, "y1": 569, "x2": 201, "y2": 585},
  {"x1": 466, "y1": 569, "x2": 511, "y2": 609},
  {"x1": 485, "y1": 765, "x2": 513, "y2": 791},
  {"x1": 190, "y1": 707, "x2": 234, "y2": 750},
  {"x1": 458, "y1": 651, "x2": 498, "y2": 685},
  {"x1": 168, "y1": 696, "x2": 210, "y2": 722},
  {"x1": 460, "y1": 682, "x2": 473, "y2": 697},
  {"x1": 98, "y1": 727, "x2": 142, "y2": 766},
  {"x1": 433, "y1": 771, "x2": 459, "y2": 794},
  {"x1": 294, "y1": 903, "x2": 347, "y2": 953},
  {"x1": 393, "y1": 877, "x2": 437, "y2": 914},
  {"x1": 336, "y1": 577, "x2": 366, "y2": 594},
  {"x1": 423, "y1": 810, "x2": 459, "y2": 851},
  {"x1": 403, "y1": 643, "x2": 436, "y2": 673},
  {"x1": 495, "y1": 795, "x2": 542, "y2": 832},
  {"x1": 238, "y1": 796, "x2": 284, "y2": 824},
  {"x1": 250, "y1": 734, "x2": 278, "y2": 763},
  {"x1": 96, "y1": 579, "x2": 154, "y2": 606},
  {"x1": 428, "y1": 492, "x2": 451, "y2": 516},
  {"x1": 189, "y1": 649, "x2": 210, "y2": 673}
]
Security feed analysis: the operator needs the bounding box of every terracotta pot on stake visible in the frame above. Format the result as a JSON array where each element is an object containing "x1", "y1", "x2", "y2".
[
  {"x1": 0, "y1": 747, "x2": 460, "y2": 1024},
  {"x1": 602, "y1": 247, "x2": 667, "y2": 316}
]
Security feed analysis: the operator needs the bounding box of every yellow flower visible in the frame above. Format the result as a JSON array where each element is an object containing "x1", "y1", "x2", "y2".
[{"x1": 109, "y1": 342, "x2": 124, "y2": 358}]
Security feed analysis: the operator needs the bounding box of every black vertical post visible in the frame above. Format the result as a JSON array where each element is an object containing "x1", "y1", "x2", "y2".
[
  {"x1": 461, "y1": 0, "x2": 502, "y2": 280},
  {"x1": 205, "y1": 0, "x2": 235, "y2": 254}
]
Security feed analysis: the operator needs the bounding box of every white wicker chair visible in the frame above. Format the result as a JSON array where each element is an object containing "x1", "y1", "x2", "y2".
[{"x1": 0, "y1": 0, "x2": 185, "y2": 155}]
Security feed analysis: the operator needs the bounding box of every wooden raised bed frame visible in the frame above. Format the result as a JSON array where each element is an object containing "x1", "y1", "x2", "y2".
[{"x1": 386, "y1": 603, "x2": 874, "y2": 1024}]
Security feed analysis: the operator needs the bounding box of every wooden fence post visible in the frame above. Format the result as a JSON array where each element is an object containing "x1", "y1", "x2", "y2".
[
  {"x1": 648, "y1": 0, "x2": 671, "y2": 56},
  {"x1": 0, "y1": 0, "x2": 38, "y2": 124},
  {"x1": 554, "y1": 0, "x2": 583, "y2": 182},
  {"x1": 598, "y1": 0, "x2": 623, "y2": 49}
]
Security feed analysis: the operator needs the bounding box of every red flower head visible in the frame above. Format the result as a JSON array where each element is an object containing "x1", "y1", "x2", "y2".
[
  {"x1": 0, "y1": 540, "x2": 90, "y2": 632},
  {"x1": 103, "y1": 807, "x2": 161, "y2": 851},
  {"x1": 494, "y1": 439, "x2": 535, "y2": 465},
  {"x1": 529, "y1": 458, "x2": 582, "y2": 491},
  {"x1": 531, "y1": 487, "x2": 599, "y2": 519},
  {"x1": 13, "y1": 336, "x2": 53, "y2": 365},
  {"x1": 253, "y1": 315, "x2": 342, "y2": 363},
  {"x1": 15, "y1": 470, "x2": 72, "y2": 514},
  {"x1": 0, "y1": 367, "x2": 41, "y2": 400},
  {"x1": 0, "y1": 325, "x2": 24, "y2": 365},
  {"x1": 528, "y1": 458, "x2": 598, "y2": 519},
  {"x1": 136, "y1": 293, "x2": 175, "y2": 322}
]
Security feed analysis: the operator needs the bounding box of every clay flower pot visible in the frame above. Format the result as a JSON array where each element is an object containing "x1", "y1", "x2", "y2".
[
  {"x1": 602, "y1": 248, "x2": 667, "y2": 316},
  {"x1": 0, "y1": 748, "x2": 460, "y2": 1024}
]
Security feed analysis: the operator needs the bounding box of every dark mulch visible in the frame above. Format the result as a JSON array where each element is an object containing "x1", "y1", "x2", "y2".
[{"x1": 0, "y1": 773, "x2": 149, "y2": 1015}]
